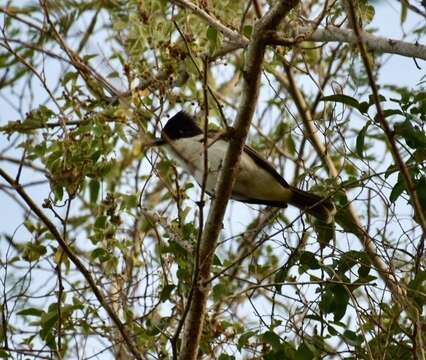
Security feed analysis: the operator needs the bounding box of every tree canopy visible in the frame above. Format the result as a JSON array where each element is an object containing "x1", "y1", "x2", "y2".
[{"x1": 0, "y1": 0, "x2": 426, "y2": 359}]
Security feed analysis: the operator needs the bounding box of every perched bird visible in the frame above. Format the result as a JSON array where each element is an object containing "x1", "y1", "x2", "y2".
[{"x1": 154, "y1": 111, "x2": 336, "y2": 223}]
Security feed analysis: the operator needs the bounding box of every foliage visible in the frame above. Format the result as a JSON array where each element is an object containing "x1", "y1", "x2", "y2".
[{"x1": 0, "y1": 0, "x2": 425, "y2": 359}]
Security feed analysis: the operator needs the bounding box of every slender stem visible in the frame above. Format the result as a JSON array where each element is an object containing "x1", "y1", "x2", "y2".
[
  {"x1": 273, "y1": 63, "x2": 405, "y2": 300},
  {"x1": 0, "y1": 169, "x2": 143, "y2": 360},
  {"x1": 347, "y1": 3, "x2": 425, "y2": 358},
  {"x1": 177, "y1": 2, "x2": 299, "y2": 359}
]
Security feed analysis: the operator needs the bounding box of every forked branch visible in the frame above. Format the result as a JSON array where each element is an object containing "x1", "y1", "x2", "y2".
[{"x1": 177, "y1": 2, "x2": 300, "y2": 359}]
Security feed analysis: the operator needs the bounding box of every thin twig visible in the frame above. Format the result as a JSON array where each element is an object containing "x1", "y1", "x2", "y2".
[
  {"x1": 171, "y1": 0, "x2": 248, "y2": 47},
  {"x1": 273, "y1": 63, "x2": 405, "y2": 301},
  {"x1": 177, "y1": 2, "x2": 299, "y2": 359},
  {"x1": 0, "y1": 169, "x2": 144, "y2": 360},
  {"x1": 347, "y1": 1, "x2": 426, "y2": 254},
  {"x1": 347, "y1": 2, "x2": 425, "y2": 357}
]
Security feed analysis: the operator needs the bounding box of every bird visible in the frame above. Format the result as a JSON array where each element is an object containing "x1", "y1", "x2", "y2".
[{"x1": 153, "y1": 111, "x2": 336, "y2": 223}]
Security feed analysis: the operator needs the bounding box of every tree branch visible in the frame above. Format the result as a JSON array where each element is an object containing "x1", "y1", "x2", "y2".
[
  {"x1": 347, "y1": 4, "x2": 425, "y2": 357},
  {"x1": 177, "y1": 2, "x2": 299, "y2": 359},
  {"x1": 293, "y1": 25, "x2": 426, "y2": 61},
  {"x1": 0, "y1": 169, "x2": 143, "y2": 360},
  {"x1": 271, "y1": 65, "x2": 406, "y2": 301},
  {"x1": 171, "y1": 0, "x2": 248, "y2": 47},
  {"x1": 347, "y1": 0, "x2": 426, "y2": 238},
  {"x1": 172, "y1": 0, "x2": 426, "y2": 63}
]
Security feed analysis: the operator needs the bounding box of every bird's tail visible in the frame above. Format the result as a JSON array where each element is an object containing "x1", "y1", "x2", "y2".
[{"x1": 289, "y1": 186, "x2": 336, "y2": 224}]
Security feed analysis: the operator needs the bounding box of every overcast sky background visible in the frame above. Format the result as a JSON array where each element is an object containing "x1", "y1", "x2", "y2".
[
  {"x1": 0, "y1": 1, "x2": 425, "y2": 358},
  {"x1": 1, "y1": 1, "x2": 425, "y2": 235}
]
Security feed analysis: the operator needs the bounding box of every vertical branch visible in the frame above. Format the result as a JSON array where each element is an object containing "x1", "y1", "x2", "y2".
[
  {"x1": 346, "y1": 1, "x2": 426, "y2": 238},
  {"x1": 178, "y1": 2, "x2": 299, "y2": 359},
  {"x1": 271, "y1": 64, "x2": 406, "y2": 300},
  {"x1": 346, "y1": 3, "x2": 426, "y2": 358}
]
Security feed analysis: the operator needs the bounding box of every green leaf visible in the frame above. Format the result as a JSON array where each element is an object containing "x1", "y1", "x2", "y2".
[
  {"x1": 358, "y1": 101, "x2": 370, "y2": 113},
  {"x1": 286, "y1": 134, "x2": 296, "y2": 156},
  {"x1": 212, "y1": 254, "x2": 222, "y2": 266},
  {"x1": 243, "y1": 25, "x2": 253, "y2": 38},
  {"x1": 358, "y1": 263, "x2": 371, "y2": 278},
  {"x1": 321, "y1": 94, "x2": 363, "y2": 112},
  {"x1": 359, "y1": 1, "x2": 375, "y2": 23},
  {"x1": 413, "y1": 149, "x2": 426, "y2": 162},
  {"x1": 356, "y1": 121, "x2": 370, "y2": 158},
  {"x1": 22, "y1": 243, "x2": 47, "y2": 262},
  {"x1": 207, "y1": 26, "x2": 217, "y2": 43},
  {"x1": 206, "y1": 25, "x2": 220, "y2": 51},
  {"x1": 218, "y1": 354, "x2": 235, "y2": 360},
  {"x1": 300, "y1": 251, "x2": 320, "y2": 270},
  {"x1": 121, "y1": 194, "x2": 138, "y2": 210},
  {"x1": 314, "y1": 220, "x2": 335, "y2": 249},
  {"x1": 320, "y1": 288, "x2": 334, "y2": 313},
  {"x1": 274, "y1": 266, "x2": 289, "y2": 293},
  {"x1": 416, "y1": 177, "x2": 426, "y2": 211},
  {"x1": 368, "y1": 94, "x2": 386, "y2": 104},
  {"x1": 342, "y1": 330, "x2": 363, "y2": 346},
  {"x1": 82, "y1": 53, "x2": 98, "y2": 62},
  {"x1": 328, "y1": 325, "x2": 338, "y2": 335},
  {"x1": 337, "y1": 250, "x2": 370, "y2": 276},
  {"x1": 89, "y1": 179, "x2": 100, "y2": 203},
  {"x1": 337, "y1": 250, "x2": 360, "y2": 273},
  {"x1": 40, "y1": 306, "x2": 59, "y2": 338},
  {"x1": 383, "y1": 109, "x2": 403, "y2": 118},
  {"x1": 260, "y1": 330, "x2": 282, "y2": 350},
  {"x1": 212, "y1": 283, "x2": 230, "y2": 301},
  {"x1": 332, "y1": 285, "x2": 350, "y2": 321},
  {"x1": 17, "y1": 307, "x2": 44, "y2": 317},
  {"x1": 62, "y1": 71, "x2": 78, "y2": 85},
  {"x1": 394, "y1": 119, "x2": 426, "y2": 149},
  {"x1": 53, "y1": 185, "x2": 64, "y2": 202},
  {"x1": 0, "y1": 350, "x2": 10, "y2": 358},
  {"x1": 320, "y1": 284, "x2": 350, "y2": 321},
  {"x1": 107, "y1": 71, "x2": 120, "y2": 79},
  {"x1": 159, "y1": 284, "x2": 175, "y2": 302},
  {"x1": 91, "y1": 248, "x2": 110, "y2": 262},
  {"x1": 352, "y1": 275, "x2": 377, "y2": 290},
  {"x1": 238, "y1": 331, "x2": 256, "y2": 351},
  {"x1": 94, "y1": 215, "x2": 107, "y2": 229},
  {"x1": 390, "y1": 180, "x2": 405, "y2": 203},
  {"x1": 400, "y1": 0, "x2": 408, "y2": 24},
  {"x1": 409, "y1": 271, "x2": 426, "y2": 290},
  {"x1": 296, "y1": 342, "x2": 315, "y2": 360}
]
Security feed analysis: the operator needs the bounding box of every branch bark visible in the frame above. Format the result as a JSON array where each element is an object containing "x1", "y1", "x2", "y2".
[
  {"x1": 347, "y1": 3, "x2": 425, "y2": 357},
  {"x1": 271, "y1": 65, "x2": 406, "y2": 301},
  {"x1": 293, "y1": 25, "x2": 426, "y2": 61},
  {"x1": 177, "y1": 2, "x2": 299, "y2": 359},
  {"x1": 0, "y1": 169, "x2": 143, "y2": 360},
  {"x1": 172, "y1": 0, "x2": 426, "y2": 60},
  {"x1": 346, "y1": 0, "x2": 426, "y2": 239},
  {"x1": 171, "y1": 0, "x2": 248, "y2": 47},
  {"x1": 170, "y1": 1, "x2": 426, "y2": 62}
]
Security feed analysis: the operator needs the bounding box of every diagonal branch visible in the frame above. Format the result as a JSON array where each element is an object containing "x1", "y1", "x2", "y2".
[
  {"x1": 0, "y1": 169, "x2": 144, "y2": 360},
  {"x1": 346, "y1": 0, "x2": 426, "y2": 239},
  {"x1": 171, "y1": 0, "x2": 248, "y2": 47},
  {"x1": 177, "y1": 2, "x2": 299, "y2": 359},
  {"x1": 347, "y1": 4, "x2": 425, "y2": 357},
  {"x1": 170, "y1": 0, "x2": 426, "y2": 63},
  {"x1": 169, "y1": 0, "x2": 426, "y2": 62},
  {"x1": 271, "y1": 65, "x2": 406, "y2": 301}
]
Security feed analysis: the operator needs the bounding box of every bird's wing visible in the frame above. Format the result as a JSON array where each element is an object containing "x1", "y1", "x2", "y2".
[
  {"x1": 204, "y1": 129, "x2": 289, "y2": 189},
  {"x1": 242, "y1": 144, "x2": 289, "y2": 189}
]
